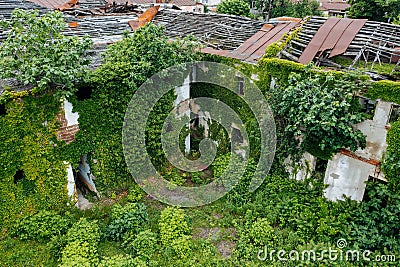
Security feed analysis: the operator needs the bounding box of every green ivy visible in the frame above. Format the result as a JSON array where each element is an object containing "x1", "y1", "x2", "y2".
[
  {"x1": 12, "y1": 210, "x2": 71, "y2": 242},
  {"x1": 0, "y1": 94, "x2": 69, "y2": 235},
  {"x1": 365, "y1": 80, "x2": 400, "y2": 104},
  {"x1": 159, "y1": 207, "x2": 192, "y2": 259}
]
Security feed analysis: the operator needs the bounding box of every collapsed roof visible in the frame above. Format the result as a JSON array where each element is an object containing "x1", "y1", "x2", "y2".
[
  {"x1": 281, "y1": 17, "x2": 400, "y2": 75},
  {"x1": 152, "y1": 9, "x2": 266, "y2": 50},
  {"x1": 0, "y1": 2, "x2": 399, "y2": 75}
]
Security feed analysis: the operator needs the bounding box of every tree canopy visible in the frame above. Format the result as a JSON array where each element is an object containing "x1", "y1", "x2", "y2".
[
  {"x1": 216, "y1": 0, "x2": 251, "y2": 17},
  {"x1": 347, "y1": 0, "x2": 400, "y2": 22},
  {"x1": 250, "y1": 0, "x2": 321, "y2": 20},
  {"x1": 0, "y1": 9, "x2": 92, "y2": 98}
]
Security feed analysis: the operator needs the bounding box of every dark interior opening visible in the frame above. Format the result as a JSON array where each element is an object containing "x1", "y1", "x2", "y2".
[
  {"x1": 358, "y1": 97, "x2": 376, "y2": 115},
  {"x1": 190, "y1": 117, "x2": 199, "y2": 128},
  {"x1": 0, "y1": 103, "x2": 6, "y2": 116},
  {"x1": 13, "y1": 170, "x2": 25, "y2": 184},
  {"x1": 75, "y1": 86, "x2": 92, "y2": 101},
  {"x1": 315, "y1": 158, "x2": 328, "y2": 173}
]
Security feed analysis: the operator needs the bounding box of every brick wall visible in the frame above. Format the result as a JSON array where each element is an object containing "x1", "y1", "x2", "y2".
[{"x1": 57, "y1": 107, "x2": 79, "y2": 144}]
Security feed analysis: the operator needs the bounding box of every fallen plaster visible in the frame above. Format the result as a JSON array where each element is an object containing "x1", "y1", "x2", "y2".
[{"x1": 76, "y1": 188, "x2": 94, "y2": 210}]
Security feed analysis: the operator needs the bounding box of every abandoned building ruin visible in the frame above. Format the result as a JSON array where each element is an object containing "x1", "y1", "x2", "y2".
[{"x1": 0, "y1": 0, "x2": 399, "y2": 206}]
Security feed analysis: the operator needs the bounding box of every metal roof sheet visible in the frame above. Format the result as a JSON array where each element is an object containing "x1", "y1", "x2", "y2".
[{"x1": 229, "y1": 22, "x2": 298, "y2": 62}]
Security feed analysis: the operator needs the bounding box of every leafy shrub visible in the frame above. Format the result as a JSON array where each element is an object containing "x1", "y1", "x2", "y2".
[
  {"x1": 105, "y1": 203, "x2": 148, "y2": 241},
  {"x1": 216, "y1": 0, "x2": 250, "y2": 17},
  {"x1": 13, "y1": 210, "x2": 71, "y2": 241},
  {"x1": 383, "y1": 119, "x2": 400, "y2": 186},
  {"x1": 98, "y1": 255, "x2": 135, "y2": 267},
  {"x1": 0, "y1": 9, "x2": 92, "y2": 97},
  {"x1": 248, "y1": 218, "x2": 275, "y2": 246},
  {"x1": 58, "y1": 218, "x2": 101, "y2": 266},
  {"x1": 60, "y1": 241, "x2": 99, "y2": 267},
  {"x1": 159, "y1": 207, "x2": 191, "y2": 258},
  {"x1": 123, "y1": 229, "x2": 159, "y2": 261},
  {"x1": 65, "y1": 217, "x2": 101, "y2": 245},
  {"x1": 270, "y1": 66, "x2": 366, "y2": 161}
]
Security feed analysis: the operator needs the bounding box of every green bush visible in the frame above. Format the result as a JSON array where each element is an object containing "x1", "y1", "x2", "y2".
[
  {"x1": 105, "y1": 203, "x2": 148, "y2": 241},
  {"x1": 123, "y1": 229, "x2": 159, "y2": 260},
  {"x1": 248, "y1": 218, "x2": 275, "y2": 246},
  {"x1": 216, "y1": 0, "x2": 250, "y2": 17},
  {"x1": 365, "y1": 80, "x2": 400, "y2": 104},
  {"x1": 60, "y1": 240, "x2": 99, "y2": 267},
  {"x1": 382, "y1": 119, "x2": 400, "y2": 188},
  {"x1": 59, "y1": 218, "x2": 101, "y2": 266},
  {"x1": 13, "y1": 210, "x2": 71, "y2": 242},
  {"x1": 98, "y1": 255, "x2": 135, "y2": 267},
  {"x1": 159, "y1": 207, "x2": 191, "y2": 258}
]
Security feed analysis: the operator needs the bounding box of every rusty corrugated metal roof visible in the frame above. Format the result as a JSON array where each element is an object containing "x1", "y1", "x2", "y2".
[
  {"x1": 329, "y1": 19, "x2": 367, "y2": 58},
  {"x1": 228, "y1": 22, "x2": 298, "y2": 62},
  {"x1": 27, "y1": 0, "x2": 74, "y2": 9},
  {"x1": 320, "y1": 2, "x2": 350, "y2": 11},
  {"x1": 298, "y1": 17, "x2": 367, "y2": 64}
]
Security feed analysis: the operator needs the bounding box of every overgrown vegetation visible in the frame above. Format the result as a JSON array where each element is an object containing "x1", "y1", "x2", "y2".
[
  {"x1": 216, "y1": 0, "x2": 251, "y2": 17},
  {"x1": 1, "y1": 8, "x2": 400, "y2": 267},
  {"x1": 0, "y1": 9, "x2": 92, "y2": 99},
  {"x1": 249, "y1": 0, "x2": 321, "y2": 20}
]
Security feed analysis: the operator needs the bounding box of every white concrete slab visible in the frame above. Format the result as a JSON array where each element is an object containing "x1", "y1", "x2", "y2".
[{"x1": 324, "y1": 154, "x2": 374, "y2": 202}]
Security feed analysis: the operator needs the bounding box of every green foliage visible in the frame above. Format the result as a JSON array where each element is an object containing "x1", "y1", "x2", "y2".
[
  {"x1": 59, "y1": 218, "x2": 101, "y2": 266},
  {"x1": 123, "y1": 229, "x2": 159, "y2": 261},
  {"x1": 105, "y1": 203, "x2": 148, "y2": 241},
  {"x1": 60, "y1": 240, "x2": 99, "y2": 267},
  {"x1": 0, "y1": 94, "x2": 69, "y2": 234},
  {"x1": 349, "y1": 182, "x2": 400, "y2": 251},
  {"x1": 263, "y1": 28, "x2": 301, "y2": 59},
  {"x1": 65, "y1": 218, "x2": 101, "y2": 246},
  {"x1": 248, "y1": 218, "x2": 275, "y2": 246},
  {"x1": 348, "y1": 0, "x2": 400, "y2": 22},
  {"x1": 250, "y1": 0, "x2": 321, "y2": 20},
  {"x1": 13, "y1": 210, "x2": 71, "y2": 242},
  {"x1": 216, "y1": 0, "x2": 251, "y2": 17},
  {"x1": 159, "y1": 207, "x2": 192, "y2": 258},
  {"x1": 0, "y1": 9, "x2": 92, "y2": 98},
  {"x1": 382, "y1": 119, "x2": 400, "y2": 188},
  {"x1": 269, "y1": 64, "x2": 367, "y2": 160},
  {"x1": 69, "y1": 23, "x2": 199, "y2": 192},
  {"x1": 98, "y1": 255, "x2": 135, "y2": 267},
  {"x1": 0, "y1": 237, "x2": 57, "y2": 266},
  {"x1": 365, "y1": 80, "x2": 400, "y2": 104}
]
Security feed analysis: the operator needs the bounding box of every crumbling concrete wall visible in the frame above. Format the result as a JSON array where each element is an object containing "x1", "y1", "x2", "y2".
[{"x1": 324, "y1": 100, "x2": 392, "y2": 201}]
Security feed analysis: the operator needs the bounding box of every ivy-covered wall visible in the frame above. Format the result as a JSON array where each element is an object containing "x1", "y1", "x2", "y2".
[
  {"x1": 365, "y1": 80, "x2": 400, "y2": 104},
  {"x1": 0, "y1": 94, "x2": 69, "y2": 234}
]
